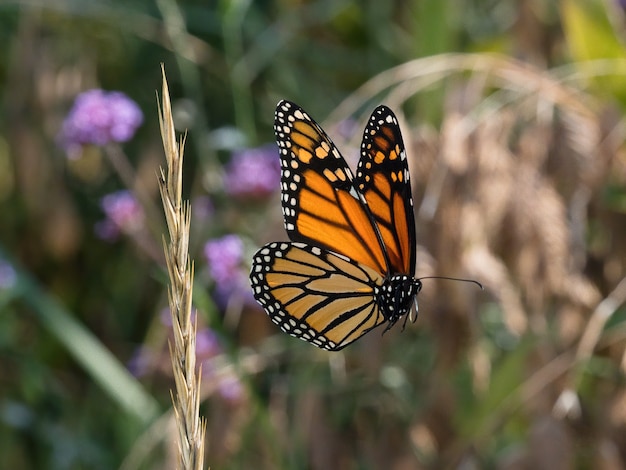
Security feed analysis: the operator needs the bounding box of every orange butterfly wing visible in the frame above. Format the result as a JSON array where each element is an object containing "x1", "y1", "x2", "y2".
[
  {"x1": 356, "y1": 106, "x2": 416, "y2": 276},
  {"x1": 275, "y1": 100, "x2": 389, "y2": 275},
  {"x1": 250, "y1": 242, "x2": 386, "y2": 351}
]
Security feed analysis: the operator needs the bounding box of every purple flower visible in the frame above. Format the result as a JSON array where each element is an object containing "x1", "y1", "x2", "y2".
[
  {"x1": 204, "y1": 234, "x2": 245, "y2": 286},
  {"x1": 127, "y1": 346, "x2": 155, "y2": 378},
  {"x1": 94, "y1": 220, "x2": 120, "y2": 241},
  {"x1": 193, "y1": 329, "x2": 243, "y2": 403},
  {"x1": 223, "y1": 144, "x2": 280, "y2": 198},
  {"x1": 59, "y1": 89, "x2": 143, "y2": 156},
  {"x1": 95, "y1": 190, "x2": 144, "y2": 241},
  {"x1": 203, "y1": 234, "x2": 256, "y2": 309},
  {"x1": 0, "y1": 260, "x2": 16, "y2": 289},
  {"x1": 196, "y1": 328, "x2": 222, "y2": 361},
  {"x1": 202, "y1": 360, "x2": 245, "y2": 404},
  {"x1": 333, "y1": 118, "x2": 358, "y2": 140}
]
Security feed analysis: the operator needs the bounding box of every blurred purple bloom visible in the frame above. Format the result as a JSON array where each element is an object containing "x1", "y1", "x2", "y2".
[
  {"x1": 94, "y1": 220, "x2": 120, "y2": 241},
  {"x1": 202, "y1": 360, "x2": 245, "y2": 404},
  {"x1": 217, "y1": 374, "x2": 244, "y2": 404},
  {"x1": 95, "y1": 190, "x2": 144, "y2": 241},
  {"x1": 101, "y1": 190, "x2": 144, "y2": 229},
  {"x1": 0, "y1": 260, "x2": 16, "y2": 289},
  {"x1": 204, "y1": 234, "x2": 244, "y2": 286},
  {"x1": 59, "y1": 89, "x2": 143, "y2": 155},
  {"x1": 204, "y1": 234, "x2": 256, "y2": 309},
  {"x1": 196, "y1": 328, "x2": 222, "y2": 361},
  {"x1": 333, "y1": 117, "x2": 358, "y2": 140},
  {"x1": 127, "y1": 346, "x2": 154, "y2": 378},
  {"x1": 223, "y1": 144, "x2": 280, "y2": 198}
]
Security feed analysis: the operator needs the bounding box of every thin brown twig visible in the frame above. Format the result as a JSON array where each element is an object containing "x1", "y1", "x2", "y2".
[
  {"x1": 575, "y1": 276, "x2": 626, "y2": 363},
  {"x1": 325, "y1": 53, "x2": 600, "y2": 125},
  {"x1": 157, "y1": 64, "x2": 206, "y2": 470}
]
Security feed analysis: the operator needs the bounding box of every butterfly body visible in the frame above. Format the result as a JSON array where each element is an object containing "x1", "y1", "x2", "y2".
[
  {"x1": 250, "y1": 100, "x2": 420, "y2": 351},
  {"x1": 379, "y1": 275, "x2": 422, "y2": 332}
]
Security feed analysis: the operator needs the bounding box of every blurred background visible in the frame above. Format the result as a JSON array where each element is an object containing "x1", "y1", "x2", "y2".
[{"x1": 2, "y1": 0, "x2": 626, "y2": 468}]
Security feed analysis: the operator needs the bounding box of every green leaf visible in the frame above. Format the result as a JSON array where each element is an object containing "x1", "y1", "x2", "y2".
[
  {"x1": 562, "y1": 0, "x2": 626, "y2": 102},
  {"x1": 0, "y1": 247, "x2": 159, "y2": 425}
]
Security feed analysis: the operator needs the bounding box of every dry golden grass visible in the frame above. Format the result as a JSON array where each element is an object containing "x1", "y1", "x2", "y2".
[{"x1": 157, "y1": 66, "x2": 206, "y2": 470}]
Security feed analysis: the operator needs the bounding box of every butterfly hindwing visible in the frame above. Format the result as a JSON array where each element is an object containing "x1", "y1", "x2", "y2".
[
  {"x1": 356, "y1": 106, "x2": 416, "y2": 276},
  {"x1": 275, "y1": 100, "x2": 389, "y2": 275},
  {"x1": 250, "y1": 242, "x2": 386, "y2": 351}
]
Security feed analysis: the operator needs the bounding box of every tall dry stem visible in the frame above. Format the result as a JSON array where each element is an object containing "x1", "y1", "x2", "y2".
[{"x1": 157, "y1": 65, "x2": 206, "y2": 470}]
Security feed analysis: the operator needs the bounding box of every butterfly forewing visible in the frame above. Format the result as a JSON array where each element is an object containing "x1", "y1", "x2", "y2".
[
  {"x1": 356, "y1": 106, "x2": 416, "y2": 276},
  {"x1": 250, "y1": 242, "x2": 387, "y2": 351},
  {"x1": 275, "y1": 100, "x2": 389, "y2": 275}
]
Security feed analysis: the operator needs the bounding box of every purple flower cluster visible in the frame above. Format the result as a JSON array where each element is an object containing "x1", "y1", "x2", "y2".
[
  {"x1": 204, "y1": 234, "x2": 245, "y2": 286},
  {"x1": 95, "y1": 190, "x2": 145, "y2": 241},
  {"x1": 59, "y1": 89, "x2": 143, "y2": 156},
  {"x1": 223, "y1": 144, "x2": 280, "y2": 198},
  {"x1": 196, "y1": 328, "x2": 244, "y2": 404},
  {"x1": 196, "y1": 327, "x2": 222, "y2": 360},
  {"x1": 0, "y1": 260, "x2": 16, "y2": 289},
  {"x1": 127, "y1": 346, "x2": 154, "y2": 378},
  {"x1": 203, "y1": 234, "x2": 255, "y2": 309},
  {"x1": 214, "y1": 373, "x2": 244, "y2": 404}
]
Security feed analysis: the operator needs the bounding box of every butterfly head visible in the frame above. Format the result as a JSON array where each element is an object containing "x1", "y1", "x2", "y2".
[{"x1": 380, "y1": 275, "x2": 422, "y2": 332}]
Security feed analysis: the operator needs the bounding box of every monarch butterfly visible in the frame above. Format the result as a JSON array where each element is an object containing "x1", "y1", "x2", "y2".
[{"x1": 249, "y1": 100, "x2": 421, "y2": 351}]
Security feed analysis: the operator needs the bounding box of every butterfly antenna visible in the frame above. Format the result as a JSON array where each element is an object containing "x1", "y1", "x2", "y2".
[{"x1": 417, "y1": 276, "x2": 484, "y2": 290}]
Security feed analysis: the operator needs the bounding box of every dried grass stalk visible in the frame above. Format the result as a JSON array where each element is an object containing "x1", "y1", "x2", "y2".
[{"x1": 157, "y1": 64, "x2": 206, "y2": 470}]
